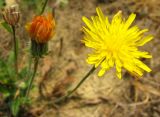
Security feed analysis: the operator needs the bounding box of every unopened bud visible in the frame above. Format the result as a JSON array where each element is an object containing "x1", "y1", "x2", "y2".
[
  {"x1": 2, "y1": 4, "x2": 20, "y2": 26},
  {"x1": 26, "y1": 13, "x2": 55, "y2": 57}
]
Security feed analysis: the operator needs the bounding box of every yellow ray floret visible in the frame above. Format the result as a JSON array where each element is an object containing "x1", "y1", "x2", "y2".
[{"x1": 82, "y1": 7, "x2": 153, "y2": 79}]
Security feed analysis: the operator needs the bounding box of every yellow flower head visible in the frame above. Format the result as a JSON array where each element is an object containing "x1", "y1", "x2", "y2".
[
  {"x1": 26, "y1": 13, "x2": 55, "y2": 43},
  {"x1": 82, "y1": 7, "x2": 153, "y2": 79}
]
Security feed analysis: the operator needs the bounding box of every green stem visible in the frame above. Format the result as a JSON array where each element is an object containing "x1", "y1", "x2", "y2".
[
  {"x1": 25, "y1": 57, "x2": 39, "y2": 97},
  {"x1": 40, "y1": 0, "x2": 49, "y2": 15},
  {"x1": 55, "y1": 66, "x2": 96, "y2": 103},
  {"x1": 27, "y1": 54, "x2": 32, "y2": 78},
  {"x1": 12, "y1": 25, "x2": 18, "y2": 75},
  {"x1": 67, "y1": 66, "x2": 96, "y2": 97}
]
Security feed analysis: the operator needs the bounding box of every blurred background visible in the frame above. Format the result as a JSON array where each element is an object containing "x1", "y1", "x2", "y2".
[{"x1": 0, "y1": 0, "x2": 160, "y2": 117}]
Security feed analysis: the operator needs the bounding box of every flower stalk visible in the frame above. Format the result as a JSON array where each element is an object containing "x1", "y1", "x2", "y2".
[
  {"x1": 25, "y1": 57, "x2": 39, "y2": 97},
  {"x1": 67, "y1": 66, "x2": 96, "y2": 97},
  {"x1": 40, "y1": 0, "x2": 49, "y2": 15},
  {"x1": 11, "y1": 25, "x2": 18, "y2": 74},
  {"x1": 2, "y1": 4, "x2": 20, "y2": 75},
  {"x1": 55, "y1": 66, "x2": 96, "y2": 104}
]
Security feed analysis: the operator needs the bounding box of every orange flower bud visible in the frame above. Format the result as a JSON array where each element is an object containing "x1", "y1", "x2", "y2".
[
  {"x1": 2, "y1": 4, "x2": 20, "y2": 26},
  {"x1": 26, "y1": 13, "x2": 55, "y2": 43}
]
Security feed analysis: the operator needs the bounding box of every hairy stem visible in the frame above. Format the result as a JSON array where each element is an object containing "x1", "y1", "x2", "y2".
[
  {"x1": 55, "y1": 66, "x2": 96, "y2": 103},
  {"x1": 12, "y1": 25, "x2": 18, "y2": 75},
  {"x1": 67, "y1": 66, "x2": 96, "y2": 97},
  {"x1": 40, "y1": 0, "x2": 49, "y2": 15},
  {"x1": 25, "y1": 57, "x2": 39, "y2": 97}
]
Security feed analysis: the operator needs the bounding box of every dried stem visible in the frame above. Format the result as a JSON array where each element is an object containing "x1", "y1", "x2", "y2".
[{"x1": 58, "y1": 37, "x2": 63, "y2": 56}]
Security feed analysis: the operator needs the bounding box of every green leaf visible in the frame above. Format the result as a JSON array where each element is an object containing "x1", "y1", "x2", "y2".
[
  {"x1": 10, "y1": 98, "x2": 21, "y2": 117},
  {"x1": 0, "y1": 58, "x2": 8, "y2": 82},
  {"x1": 1, "y1": 22, "x2": 13, "y2": 33},
  {"x1": 0, "y1": 0, "x2": 5, "y2": 8},
  {"x1": 7, "y1": 51, "x2": 15, "y2": 78},
  {"x1": 0, "y1": 85, "x2": 10, "y2": 98},
  {"x1": 18, "y1": 67, "x2": 28, "y2": 79},
  {"x1": 59, "y1": 0, "x2": 69, "y2": 8},
  {"x1": 21, "y1": 0, "x2": 41, "y2": 13},
  {"x1": 10, "y1": 97, "x2": 30, "y2": 116}
]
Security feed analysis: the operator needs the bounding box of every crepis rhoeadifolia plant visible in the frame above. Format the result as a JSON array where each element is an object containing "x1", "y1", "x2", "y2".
[{"x1": 0, "y1": 0, "x2": 153, "y2": 116}]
